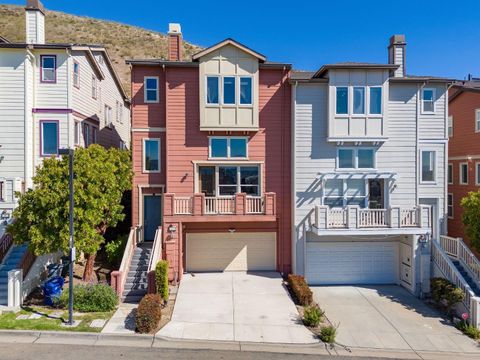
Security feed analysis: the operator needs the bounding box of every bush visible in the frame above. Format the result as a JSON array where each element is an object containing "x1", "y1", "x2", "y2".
[
  {"x1": 105, "y1": 234, "x2": 128, "y2": 266},
  {"x1": 57, "y1": 284, "x2": 118, "y2": 312},
  {"x1": 155, "y1": 260, "x2": 169, "y2": 301},
  {"x1": 431, "y1": 277, "x2": 465, "y2": 315},
  {"x1": 303, "y1": 305, "x2": 324, "y2": 327},
  {"x1": 287, "y1": 274, "x2": 313, "y2": 306},
  {"x1": 319, "y1": 325, "x2": 337, "y2": 344},
  {"x1": 457, "y1": 322, "x2": 480, "y2": 340},
  {"x1": 136, "y1": 294, "x2": 162, "y2": 333}
]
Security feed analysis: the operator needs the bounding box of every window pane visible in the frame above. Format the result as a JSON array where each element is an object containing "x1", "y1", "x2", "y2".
[
  {"x1": 338, "y1": 149, "x2": 354, "y2": 168},
  {"x1": 421, "y1": 151, "x2": 435, "y2": 182},
  {"x1": 477, "y1": 164, "x2": 480, "y2": 184},
  {"x1": 353, "y1": 87, "x2": 365, "y2": 114},
  {"x1": 241, "y1": 186, "x2": 259, "y2": 196},
  {"x1": 146, "y1": 78, "x2": 157, "y2": 90},
  {"x1": 230, "y1": 138, "x2": 247, "y2": 158},
  {"x1": 324, "y1": 179, "x2": 343, "y2": 197},
  {"x1": 210, "y1": 138, "x2": 228, "y2": 158},
  {"x1": 42, "y1": 57, "x2": 55, "y2": 69},
  {"x1": 336, "y1": 87, "x2": 348, "y2": 114},
  {"x1": 219, "y1": 186, "x2": 237, "y2": 196},
  {"x1": 346, "y1": 197, "x2": 366, "y2": 208},
  {"x1": 42, "y1": 122, "x2": 58, "y2": 155},
  {"x1": 240, "y1": 77, "x2": 252, "y2": 104},
  {"x1": 448, "y1": 165, "x2": 453, "y2": 184},
  {"x1": 223, "y1": 77, "x2": 235, "y2": 104},
  {"x1": 219, "y1": 166, "x2": 237, "y2": 185},
  {"x1": 358, "y1": 149, "x2": 374, "y2": 168},
  {"x1": 146, "y1": 90, "x2": 157, "y2": 102},
  {"x1": 145, "y1": 140, "x2": 159, "y2": 171},
  {"x1": 370, "y1": 88, "x2": 382, "y2": 114},
  {"x1": 240, "y1": 166, "x2": 258, "y2": 185},
  {"x1": 423, "y1": 89, "x2": 434, "y2": 101},
  {"x1": 345, "y1": 179, "x2": 366, "y2": 197},
  {"x1": 324, "y1": 197, "x2": 343, "y2": 208},
  {"x1": 423, "y1": 90, "x2": 434, "y2": 112},
  {"x1": 207, "y1": 77, "x2": 219, "y2": 104},
  {"x1": 461, "y1": 164, "x2": 468, "y2": 183}
]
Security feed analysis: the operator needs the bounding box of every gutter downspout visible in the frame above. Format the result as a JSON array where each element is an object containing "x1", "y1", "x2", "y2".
[
  {"x1": 291, "y1": 80, "x2": 297, "y2": 274},
  {"x1": 444, "y1": 82, "x2": 454, "y2": 236},
  {"x1": 25, "y1": 47, "x2": 35, "y2": 191}
]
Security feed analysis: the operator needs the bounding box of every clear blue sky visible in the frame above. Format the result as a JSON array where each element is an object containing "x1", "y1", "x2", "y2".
[{"x1": 4, "y1": 0, "x2": 479, "y2": 79}]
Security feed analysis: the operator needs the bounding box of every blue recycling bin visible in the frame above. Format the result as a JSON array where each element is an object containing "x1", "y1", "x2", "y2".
[{"x1": 42, "y1": 276, "x2": 65, "y2": 306}]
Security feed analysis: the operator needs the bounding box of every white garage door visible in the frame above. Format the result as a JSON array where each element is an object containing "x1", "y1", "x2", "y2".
[
  {"x1": 186, "y1": 232, "x2": 276, "y2": 272},
  {"x1": 306, "y1": 242, "x2": 399, "y2": 285}
]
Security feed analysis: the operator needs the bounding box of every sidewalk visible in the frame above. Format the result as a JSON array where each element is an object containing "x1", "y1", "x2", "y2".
[{"x1": 0, "y1": 329, "x2": 479, "y2": 359}]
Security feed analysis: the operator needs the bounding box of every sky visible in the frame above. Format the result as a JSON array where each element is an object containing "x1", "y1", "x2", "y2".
[{"x1": 4, "y1": 0, "x2": 480, "y2": 79}]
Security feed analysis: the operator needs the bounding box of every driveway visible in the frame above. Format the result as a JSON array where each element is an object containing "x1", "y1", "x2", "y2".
[
  {"x1": 312, "y1": 285, "x2": 480, "y2": 353},
  {"x1": 156, "y1": 272, "x2": 316, "y2": 343}
]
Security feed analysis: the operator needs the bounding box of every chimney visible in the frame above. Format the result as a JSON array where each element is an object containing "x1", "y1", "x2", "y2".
[
  {"x1": 388, "y1": 34, "x2": 406, "y2": 77},
  {"x1": 168, "y1": 23, "x2": 182, "y2": 61},
  {"x1": 25, "y1": 0, "x2": 45, "y2": 44}
]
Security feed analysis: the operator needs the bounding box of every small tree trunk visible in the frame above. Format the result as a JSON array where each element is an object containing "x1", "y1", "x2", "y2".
[{"x1": 83, "y1": 253, "x2": 97, "y2": 283}]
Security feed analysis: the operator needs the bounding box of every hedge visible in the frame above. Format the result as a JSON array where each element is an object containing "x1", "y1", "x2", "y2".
[
  {"x1": 287, "y1": 274, "x2": 313, "y2": 306},
  {"x1": 57, "y1": 284, "x2": 118, "y2": 312},
  {"x1": 155, "y1": 260, "x2": 169, "y2": 301},
  {"x1": 136, "y1": 294, "x2": 162, "y2": 333}
]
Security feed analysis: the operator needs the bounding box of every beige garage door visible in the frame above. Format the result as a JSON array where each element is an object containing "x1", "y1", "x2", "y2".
[{"x1": 186, "y1": 232, "x2": 276, "y2": 272}]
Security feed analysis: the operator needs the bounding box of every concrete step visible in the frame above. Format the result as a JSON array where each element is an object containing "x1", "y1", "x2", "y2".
[
  {"x1": 123, "y1": 288, "x2": 147, "y2": 297},
  {"x1": 122, "y1": 295, "x2": 144, "y2": 304},
  {"x1": 123, "y1": 282, "x2": 148, "y2": 292}
]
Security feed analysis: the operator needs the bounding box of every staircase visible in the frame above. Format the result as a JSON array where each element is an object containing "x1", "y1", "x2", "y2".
[
  {"x1": 0, "y1": 244, "x2": 28, "y2": 305},
  {"x1": 122, "y1": 242, "x2": 152, "y2": 303},
  {"x1": 452, "y1": 260, "x2": 480, "y2": 296}
]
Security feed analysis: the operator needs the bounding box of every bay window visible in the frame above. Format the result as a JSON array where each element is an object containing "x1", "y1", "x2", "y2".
[
  {"x1": 353, "y1": 87, "x2": 365, "y2": 114},
  {"x1": 206, "y1": 76, "x2": 219, "y2": 104},
  {"x1": 240, "y1": 77, "x2": 252, "y2": 105},
  {"x1": 223, "y1": 77, "x2": 236, "y2": 105},
  {"x1": 336, "y1": 87, "x2": 348, "y2": 114},
  {"x1": 369, "y1": 87, "x2": 382, "y2": 114}
]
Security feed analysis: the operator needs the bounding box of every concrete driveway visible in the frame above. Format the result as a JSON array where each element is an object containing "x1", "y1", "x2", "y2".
[
  {"x1": 157, "y1": 272, "x2": 316, "y2": 344},
  {"x1": 312, "y1": 285, "x2": 480, "y2": 353}
]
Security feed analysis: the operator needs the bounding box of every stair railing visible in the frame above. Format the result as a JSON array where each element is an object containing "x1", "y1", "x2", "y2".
[
  {"x1": 0, "y1": 233, "x2": 13, "y2": 264},
  {"x1": 110, "y1": 226, "x2": 139, "y2": 298},
  {"x1": 147, "y1": 226, "x2": 163, "y2": 294}
]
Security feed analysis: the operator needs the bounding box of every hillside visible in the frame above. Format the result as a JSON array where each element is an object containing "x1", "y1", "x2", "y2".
[{"x1": 0, "y1": 4, "x2": 201, "y2": 96}]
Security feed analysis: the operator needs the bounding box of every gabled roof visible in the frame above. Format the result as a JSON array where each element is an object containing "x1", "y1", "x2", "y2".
[
  {"x1": 313, "y1": 62, "x2": 399, "y2": 78},
  {"x1": 449, "y1": 81, "x2": 480, "y2": 102},
  {"x1": 0, "y1": 36, "x2": 10, "y2": 44},
  {"x1": 192, "y1": 38, "x2": 266, "y2": 62}
]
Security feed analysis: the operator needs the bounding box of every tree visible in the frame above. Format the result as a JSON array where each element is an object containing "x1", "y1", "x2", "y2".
[
  {"x1": 461, "y1": 190, "x2": 480, "y2": 252},
  {"x1": 8, "y1": 145, "x2": 132, "y2": 282}
]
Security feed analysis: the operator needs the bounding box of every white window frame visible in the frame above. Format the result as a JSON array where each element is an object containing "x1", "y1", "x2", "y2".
[
  {"x1": 0, "y1": 180, "x2": 5, "y2": 202},
  {"x1": 323, "y1": 178, "x2": 369, "y2": 208},
  {"x1": 239, "y1": 76, "x2": 253, "y2": 106},
  {"x1": 91, "y1": 75, "x2": 97, "y2": 99},
  {"x1": 144, "y1": 76, "x2": 159, "y2": 103},
  {"x1": 448, "y1": 163, "x2": 453, "y2": 185},
  {"x1": 421, "y1": 88, "x2": 436, "y2": 114},
  {"x1": 40, "y1": 55, "x2": 56, "y2": 83},
  {"x1": 447, "y1": 193, "x2": 454, "y2": 219},
  {"x1": 420, "y1": 150, "x2": 436, "y2": 184},
  {"x1": 476, "y1": 109, "x2": 480, "y2": 133},
  {"x1": 197, "y1": 164, "x2": 261, "y2": 197},
  {"x1": 336, "y1": 147, "x2": 376, "y2": 170},
  {"x1": 368, "y1": 86, "x2": 383, "y2": 115},
  {"x1": 459, "y1": 162, "x2": 468, "y2": 185},
  {"x1": 73, "y1": 61, "x2": 80, "y2": 89},
  {"x1": 205, "y1": 75, "x2": 220, "y2": 106},
  {"x1": 208, "y1": 137, "x2": 248, "y2": 160},
  {"x1": 222, "y1": 76, "x2": 236, "y2": 106},
  {"x1": 352, "y1": 86, "x2": 366, "y2": 115},
  {"x1": 335, "y1": 86, "x2": 349, "y2": 116},
  {"x1": 143, "y1": 138, "x2": 161, "y2": 173},
  {"x1": 476, "y1": 162, "x2": 480, "y2": 186},
  {"x1": 104, "y1": 104, "x2": 112, "y2": 126},
  {"x1": 119, "y1": 103, "x2": 123, "y2": 124},
  {"x1": 74, "y1": 121, "x2": 80, "y2": 145},
  {"x1": 448, "y1": 115, "x2": 453, "y2": 137},
  {"x1": 115, "y1": 101, "x2": 120, "y2": 123}
]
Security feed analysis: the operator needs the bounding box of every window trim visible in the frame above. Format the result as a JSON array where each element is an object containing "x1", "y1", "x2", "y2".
[
  {"x1": 74, "y1": 121, "x2": 80, "y2": 145},
  {"x1": 40, "y1": 120, "x2": 59, "y2": 157},
  {"x1": 104, "y1": 104, "x2": 112, "y2": 126},
  {"x1": 73, "y1": 61, "x2": 80, "y2": 89},
  {"x1": 205, "y1": 75, "x2": 220, "y2": 106},
  {"x1": 40, "y1": 55, "x2": 57, "y2": 84},
  {"x1": 91, "y1": 75, "x2": 97, "y2": 99},
  {"x1": 208, "y1": 136, "x2": 249, "y2": 160},
  {"x1": 142, "y1": 138, "x2": 161, "y2": 173},
  {"x1": 448, "y1": 163, "x2": 453, "y2": 185},
  {"x1": 420, "y1": 150, "x2": 437, "y2": 184},
  {"x1": 447, "y1": 193, "x2": 454, "y2": 219},
  {"x1": 448, "y1": 115, "x2": 453, "y2": 137},
  {"x1": 239, "y1": 76, "x2": 253, "y2": 106},
  {"x1": 421, "y1": 88, "x2": 436, "y2": 114},
  {"x1": 475, "y1": 109, "x2": 480, "y2": 133},
  {"x1": 144, "y1": 76, "x2": 159, "y2": 103},
  {"x1": 197, "y1": 164, "x2": 261, "y2": 197},
  {"x1": 336, "y1": 147, "x2": 376, "y2": 170},
  {"x1": 476, "y1": 162, "x2": 480, "y2": 186},
  {"x1": 368, "y1": 86, "x2": 383, "y2": 115},
  {"x1": 459, "y1": 162, "x2": 469, "y2": 185}
]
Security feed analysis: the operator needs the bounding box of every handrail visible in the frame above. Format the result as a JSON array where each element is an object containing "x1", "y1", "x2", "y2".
[
  {"x1": 0, "y1": 233, "x2": 13, "y2": 264},
  {"x1": 148, "y1": 226, "x2": 163, "y2": 272},
  {"x1": 17, "y1": 249, "x2": 36, "y2": 280},
  {"x1": 111, "y1": 226, "x2": 137, "y2": 297}
]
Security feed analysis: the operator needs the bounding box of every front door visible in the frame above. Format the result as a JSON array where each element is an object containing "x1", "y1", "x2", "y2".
[
  {"x1": 143, "y1": 195, "x2": 161, "y2": 241},
  {"x1": 368, "y1": 179, "x2": 385, "y2": 209},
  {"x1": 198, "y1": 166, "x2": 216, "y2": 196}
]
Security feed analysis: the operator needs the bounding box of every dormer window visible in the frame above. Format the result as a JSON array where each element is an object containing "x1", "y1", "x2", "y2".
[{"x1": 206, "y1": 76, "x2": 219, "y2": 104}]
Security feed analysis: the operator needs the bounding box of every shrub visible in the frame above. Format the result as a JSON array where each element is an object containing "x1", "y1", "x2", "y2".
[
  {"x1": 105, "y1": 234, "x2": 128, "y2": 266},
  {"x1": 303, "y1": 305, "x2": 324, "y2": 327},
  {"x1": 57, "y1": 283, "x2": 118, "y2": 312},
  {"x1": 430, "y1": 277, "x2": 465, "y2": 315},
  {"x1": 136, "y1": 294, "x2": 162, "y2": 333},
  {"x1": 155, "y1": 260, "x2": 169, "y2": 301},
  {"x1": 457, "y1": 322, "x2": 480, "y2": 340},
  {"x1": 287, "y1": 274, "x2": 313, "y2": 306},
  {"x1": 319, "y1": 325, "x2": 337, "y2": 344}
]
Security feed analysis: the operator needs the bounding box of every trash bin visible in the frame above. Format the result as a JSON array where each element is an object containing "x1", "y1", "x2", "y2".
[{"x1": 42, "y1": 276, "x2": 65, "y2": 306}]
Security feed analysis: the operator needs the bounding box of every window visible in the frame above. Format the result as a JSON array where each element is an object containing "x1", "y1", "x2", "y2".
[
  {"x1": 336, "y1": 87, "x2": 348, "y2": 114},
  {"x1": 206, "y1": 76, "x2": 219, "y2": 104},
  {"x1": 476, "y1": 109, "x2": 480, "y2": 132},
  {"x1": 92, "y1": 127, "x2": 97, "y2": 144},
  {"x1": 83, "y1": 123, "x2": 90, "y2": 146},
  {"x1": 40, "y1": 55, "x2": 56, "y2": 83},
  {"x1": 422, "y1": 88, "x2": 435, "y2": 113},
  {"x1": 119, "y1": 104, "x2": 123, "y2": 124},
  {"x1": 144, "y1": 77, "x2": 159, "y2": 103},
  {"x1": 448, "y1": 116, "x2": 453, "y2": 137},
  {"x1": 0, "y1": 181, "x2": 4, "y2": 202},
  {"x1": 217, "y1": 165, "x2": 259, "y2": 196},
  {"x1": 40, "y1": 121, "x2": 59, "y2": 156},
  {"x1": 240, "y1": 77, "x2": 253, "y2": 105},
  {"x1": 73, "y1": 61, "x2": 80, "y2": 88},
  {"x1": 448, "y1": 163, "x2": 453, "y2": 184},
  {"x1": 477, "y1": 163, "x2": 480, "y2": 185},
  {"x1": 104, "y1": 105, "x2": 112, "y2": 125},
  {"x1": 353, "y1": 87, "x2": 365, "y2": 114},
  {"x1": 337, "y1": 148, "x2": 376, "y2": 169},
  {"x1": 74, "y1": 121, "x2": 80, "y2": 145},
  {"x1": 369, "y1": 87, "x2": 382, "y2": 115},
  {"x1": 209, "y1": 137, "x2": 247, "y2": 159},
  {"x1": 421, "y1": 150, "x2": 435, "y2": 182},
  {"x1": 223, "y1": 77, "x2": 236, "y2": 105},
  {"x1": 324, "y1": 179, "x2": 367, "y2": 208},
  {"x1": 119, "y1": 140, "x2": 126, "y2": 150},
  {"x1": 91, "y1": 75, "x2": 97, "y2": 99},
  {"x1": 448, "y1": 194, "x2": 454, "y2": 219},
  {"x1": 460, "y1": 162, "x2": 468, "y2": 185},
  {"x1": 116, "y1": 101, "x2": 120, "y2": 123},
  {"x1": 143, "y1": 139, "x2": 160, "y2": 172}
]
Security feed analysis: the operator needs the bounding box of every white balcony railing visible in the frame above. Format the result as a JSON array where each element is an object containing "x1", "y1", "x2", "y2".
[
  {"x1": 328, "y1": 208, "x2": 347, "y2": 228},
  {"x1": 359, "y1": 209, "x2": 388, "y2": 228},
  {"x1": 205, "y1": 197, "x2": 235, "y2": 215},
  {"x1": 173, "y1": 197, "x2": 193, "y2": 215},
  {"x1": 246, "y1": 196, "x2": 264, "y2": 214}
]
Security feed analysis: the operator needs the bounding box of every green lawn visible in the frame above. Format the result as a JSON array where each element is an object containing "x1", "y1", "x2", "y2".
[{"x1": 0, "y1": 306, "x2": 114, "y2": 332}]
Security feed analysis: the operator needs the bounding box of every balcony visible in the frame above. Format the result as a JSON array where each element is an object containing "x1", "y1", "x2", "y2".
[
  {"x1": 313, "y1": 205, "x2": 431, "y2": 235},
  {"x1": 163, "y1": 192, "x2": 276, "y2": 222}
]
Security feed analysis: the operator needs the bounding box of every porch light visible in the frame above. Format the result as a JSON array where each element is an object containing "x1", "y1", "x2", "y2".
[
  {"x1": 228, "y1": 227, "x2": 236, "y2": 233},
  {"x1": 1, "y1": 210, "x2": 9, "y2": 225},
  {"x1": 168, "y1": 224, "x2": 177, "y2": 234}
]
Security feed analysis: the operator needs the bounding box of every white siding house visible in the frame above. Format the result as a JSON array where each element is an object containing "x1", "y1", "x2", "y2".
[
  {"x1": 0, "y1": 1, "x2": 130, "y2": 216},
  {"x1": 292, "y1": 35, "x2": 450, "y2": 297}
]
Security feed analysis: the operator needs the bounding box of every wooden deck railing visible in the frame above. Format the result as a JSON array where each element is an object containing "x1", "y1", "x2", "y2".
[
  {"x1": 0, "y1": 233, "x2": 13, "y2": 264},
  {"x1": 359, "y1": 209, "x2": 389, "y2": 228}
]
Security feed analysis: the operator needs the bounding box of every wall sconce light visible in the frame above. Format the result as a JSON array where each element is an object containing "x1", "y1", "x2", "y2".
[
  {"x1": 1, "y1": 210, "x2": 10, "y2": 225},
  {"x1": 418, "y1": 234, "x2": 430, "y2": 248},
  {"x1": 168, "y1": 224, "x2": 177, "y2": 234},
  {"x1": 228, "y1": 227, "x2": 236, "y2": 233}
]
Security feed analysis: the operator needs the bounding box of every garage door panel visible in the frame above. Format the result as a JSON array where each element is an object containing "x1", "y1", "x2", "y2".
[
  {"x1": 306, "y1": 242, "x2": 398, "y2": 285},
  {"x1": 186, "y1": 232, "x2": 276, "y2": 272}
]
